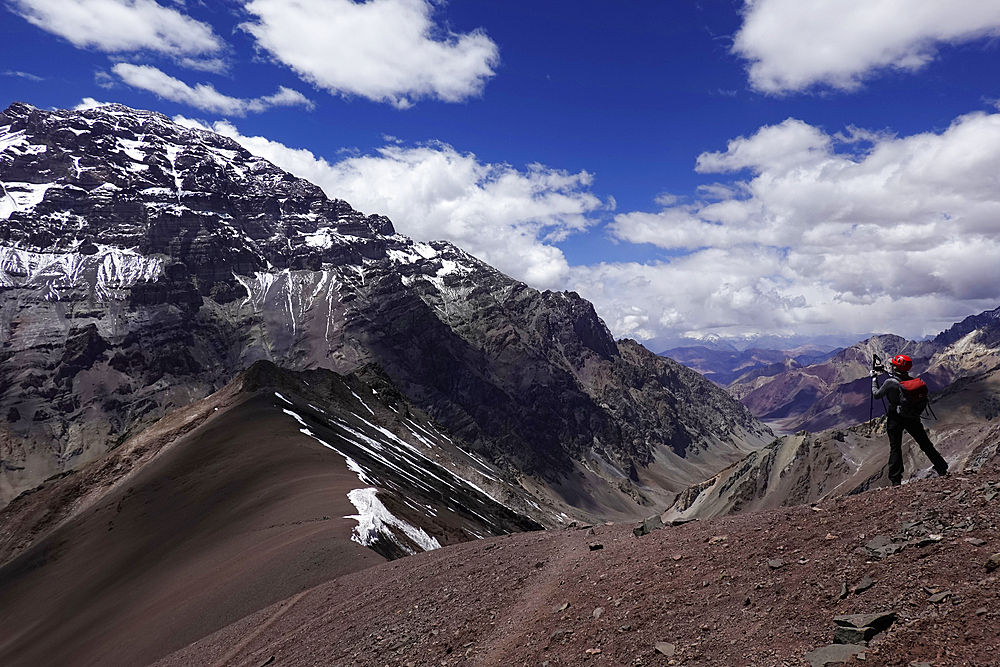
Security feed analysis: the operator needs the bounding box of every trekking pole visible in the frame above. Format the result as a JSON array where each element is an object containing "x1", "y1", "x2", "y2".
[
  {"x1": 870, "y1": 354, "x2": 880, "y2": 422},
  {"x1": 869, "y1": 380, "x2": 874, "y2": 422}
]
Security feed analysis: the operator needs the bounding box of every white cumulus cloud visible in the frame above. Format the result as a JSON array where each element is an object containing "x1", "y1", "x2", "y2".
[
  {"x1": 734, "y1": 0, "x2": 1000, "y2": 93},
  {"x1": 239, "y1": 0, "x2": 499, "y2": 107},
  {"x1": 172, "y1": 118, "x2": 607, "y2": 289},
  {"x1": 598, "y1": 110, "x2": 1000, "y2": 343},
  {"x1": 114, "y1": 63, "x2": 314, "y2": 115},
  {"x1": 174, "y1": 108, "x2": 1000, "y2": 343},
  {"x1": 74, "y1": 96, "x2": 111, "y2": 110},
  {"x1": 9, "y1": 0, "x2": 223, "y2": 59}
]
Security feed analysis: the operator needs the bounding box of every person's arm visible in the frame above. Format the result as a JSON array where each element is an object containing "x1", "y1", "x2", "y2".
[{"x1": 873, "y1": 375, "x2": 896, "y2": 401}]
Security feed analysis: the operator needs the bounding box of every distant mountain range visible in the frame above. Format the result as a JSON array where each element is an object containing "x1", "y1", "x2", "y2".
[
  {"x1": 662, "y1": 306, "x2": 1000, "y2": 434},
  {"x1": 659, "y1": 345, "x2": 838, "y2": 387},
  {"x1": 654, "y1": 331, "x2": 871, "y2": 354}
]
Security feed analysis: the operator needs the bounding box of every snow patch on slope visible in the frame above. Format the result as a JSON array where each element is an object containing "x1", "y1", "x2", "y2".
[
  {"x1": 0, "y1": 182, "x2": 51, "y2": 220},
  {"x1": 346, "y1": 488, "x2": 441, "y2": 554},
  {"x1": 280, "y1": 402, "x2": 441, "y2": 554},
  {"x1": 0, "y1": 244, "x2": 163, "y2": 298}
]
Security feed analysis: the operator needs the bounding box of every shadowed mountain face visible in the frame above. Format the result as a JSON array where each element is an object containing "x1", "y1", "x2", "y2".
[
  {"x1": 0, "y1": 102, "x2": 771, "y2": 518},
  {"x1": 0, "y1": 361, "x2": 543, "y2": 667}
]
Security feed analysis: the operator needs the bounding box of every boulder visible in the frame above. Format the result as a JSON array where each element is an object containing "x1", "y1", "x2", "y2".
[
  {"x1": 986, "y1": 553, "x2": 1000, "y2": 573},
  {"x1": 831, "y1": 611, "x2": 896, "y2": 645},
  {"x1": 633, "y1": 515, "x2": 663, "y2": 537},
  {"x1": 654, "y1": 642, "x2": 676, "y2": 657},
  {"x1": 804, "y1": 643, "x2": 867, "y2": 667}
]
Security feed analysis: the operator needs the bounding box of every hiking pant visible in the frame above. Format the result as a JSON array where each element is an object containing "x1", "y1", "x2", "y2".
[{"x1": 886, "y1": 411, "x2": 948, "y2": 485}]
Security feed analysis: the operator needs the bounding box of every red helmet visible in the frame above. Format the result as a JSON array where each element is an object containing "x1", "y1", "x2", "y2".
[{"x1": 890, "y1": 354, "x2": 913, "y2": 372}]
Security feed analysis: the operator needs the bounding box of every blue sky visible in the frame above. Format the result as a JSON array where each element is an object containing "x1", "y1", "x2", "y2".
[{"x1": 3, "y1": 0, "x2": 1000, "y2": 350}]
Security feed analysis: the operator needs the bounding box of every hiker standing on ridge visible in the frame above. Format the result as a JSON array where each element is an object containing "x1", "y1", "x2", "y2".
[{"x1": 871, "y1": 354, "x2": 949, "y2": 486}]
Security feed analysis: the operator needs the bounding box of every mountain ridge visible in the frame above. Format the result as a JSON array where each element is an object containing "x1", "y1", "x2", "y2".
[{"x1": 151, "y1": 463, "x2": 1000, "y2": 667}]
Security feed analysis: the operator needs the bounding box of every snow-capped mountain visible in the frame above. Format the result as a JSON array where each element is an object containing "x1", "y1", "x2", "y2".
[{"x1": 0, "y1": 102, "x2": 770, "y2": 521}]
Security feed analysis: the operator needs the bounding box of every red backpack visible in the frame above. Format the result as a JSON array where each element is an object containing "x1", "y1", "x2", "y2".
[{"x1": 898, "y1": 378, "x2": 929, "y2": 418}]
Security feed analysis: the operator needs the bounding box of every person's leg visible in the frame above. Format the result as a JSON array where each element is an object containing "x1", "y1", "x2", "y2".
[
  {"x1": 886, "y1": 414, "x2": 904, "y2": 485},
  {"x1": 905, "y1": 419, "x2": 948, "y2": 475}
]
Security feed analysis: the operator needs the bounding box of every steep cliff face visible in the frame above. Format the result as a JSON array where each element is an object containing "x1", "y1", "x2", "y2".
[{"x1": 0, "y1": 102, "x2": 770, "y2": 516}]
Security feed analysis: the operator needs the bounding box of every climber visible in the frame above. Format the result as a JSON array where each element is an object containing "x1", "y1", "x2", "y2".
[{"x1": 871, "y1": 354, "x2": 948, "y2": 486}]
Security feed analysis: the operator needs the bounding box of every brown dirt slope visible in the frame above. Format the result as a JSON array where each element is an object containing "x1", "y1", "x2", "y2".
[
  {"x1": 0, "y1": 359, "x2": 549, "y2": 667},
  {"x1": 0, "y1": 388, "x2": 384, "y2": 667},
  {"x1": 154, "y1": 458, "x2": 1000, "y2": 667}
]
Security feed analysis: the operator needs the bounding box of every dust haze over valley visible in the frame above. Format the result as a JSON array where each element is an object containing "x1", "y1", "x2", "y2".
[{"x1": 2, "y1": 103, "x2": 1000, "y2": 667}]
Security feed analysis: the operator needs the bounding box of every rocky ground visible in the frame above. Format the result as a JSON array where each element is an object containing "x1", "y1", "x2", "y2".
[{"x1": 153, "y1": 457, "x2": 1000, "y2": 667}]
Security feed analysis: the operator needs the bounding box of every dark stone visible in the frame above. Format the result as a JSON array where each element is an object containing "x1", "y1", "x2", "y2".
[
  {"x1": 833, "y1": 626, "x2": 874, "y2": 644},
  {"x1": 915, "y1": 535, "x2": 943, "y2": 548},
  {"x1": 805, "y1": 644, "x2": 867, "y2": 667},
  {"x1": 668, "y1": 517, "x2": 699, "y2": 526},
  {"x1": 633, "y1": 515, "x2": 663, "y2": 537},
  {"x1": 853, "y1": 575, "x2": 874, "y2": 593},
  {"x1": 865, "y1": 535, "x2": 892, "y2": 551},
  {"x1": 928, "y1": 591, "x2": 952, "y2": 604},
  {"x1": 831, "y1": 610, "x2": 896, "y2": 645},
  {"x1": 833, "y1": 611, "x2": 896, "y2": 632}
]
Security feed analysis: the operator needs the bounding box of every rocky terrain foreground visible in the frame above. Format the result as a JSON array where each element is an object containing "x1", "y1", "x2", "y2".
[{"x1": 150, "y1": 460, "x2": 1000, "y2": 667}]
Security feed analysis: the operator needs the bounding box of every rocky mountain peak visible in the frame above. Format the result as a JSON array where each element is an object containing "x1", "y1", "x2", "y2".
[{"x1": 1, "y1": 102, "x2": 393, "y2": 295}]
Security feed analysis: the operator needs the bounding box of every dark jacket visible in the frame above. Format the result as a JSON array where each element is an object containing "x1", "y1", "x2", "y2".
[{"x1": 872, "y1": 372, "x2": 910, "y2": 414}]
